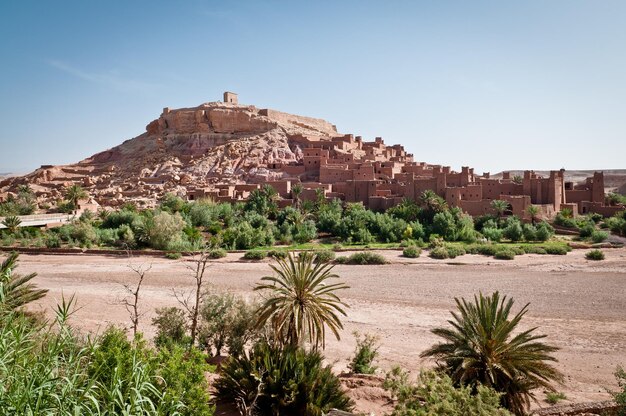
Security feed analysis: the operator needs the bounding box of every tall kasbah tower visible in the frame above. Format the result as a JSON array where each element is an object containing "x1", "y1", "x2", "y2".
[
  {"x1": 558, "y1": 169, "x2": 566, "y2": 205},
  {"x1": 592, "y1": 172, "x2": 605, "y2": 203}
]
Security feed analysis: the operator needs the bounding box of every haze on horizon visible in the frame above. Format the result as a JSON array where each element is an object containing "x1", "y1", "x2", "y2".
[{"x1": 1, "y1": 1, "x2": 625, "y2": 175}]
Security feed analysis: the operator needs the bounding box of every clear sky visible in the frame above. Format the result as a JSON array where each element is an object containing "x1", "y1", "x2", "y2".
[{"x1": 1, "y1": 1, "x2": 625, "y2": 174}]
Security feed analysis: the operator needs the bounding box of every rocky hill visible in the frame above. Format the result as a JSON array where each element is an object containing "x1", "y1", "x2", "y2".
[{"x1": 0, "y1": 98, "x2": 346, "y2": 207}]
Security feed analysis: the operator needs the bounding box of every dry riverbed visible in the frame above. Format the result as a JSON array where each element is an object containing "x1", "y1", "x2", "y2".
[{"x1": 17, "y1": 248, "x2": 626, "y2": 414}]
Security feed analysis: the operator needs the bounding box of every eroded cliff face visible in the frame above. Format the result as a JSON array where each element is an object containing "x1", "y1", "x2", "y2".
[{"x1": 0, "y1": 101, "x2": 339, "y2": 207}]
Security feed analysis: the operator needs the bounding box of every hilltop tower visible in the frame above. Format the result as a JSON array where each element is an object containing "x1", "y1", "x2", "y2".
[{"x1": 223, "y1": 91, "x2": 238, "y2": 104}]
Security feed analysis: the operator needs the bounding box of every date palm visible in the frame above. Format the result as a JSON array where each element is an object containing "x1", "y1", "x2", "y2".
[
  {"x1": 526, "y1": 205, "x2": 539, "y2": 225},
  {"x1": 2, "y1": 215, "x2": 22, "y2": 234},
  {"x1": 421, "y1": 292, "x2": 563, "y2": 415},
  {"x1": 64, "y1": 184, "x2": 88, "y2": 213},
  {"x1": 1, "y1": 252, "x2": 48, "y2": 310},
  {"x1": 491, "y1": 199, "x2": 509, "y2": 220},
  {"x1": 254, "y1": 252, "x2": 349, "y2": 350},
  {"x1": 291, "y1": 183, "x2": 303, "y2": 210}
]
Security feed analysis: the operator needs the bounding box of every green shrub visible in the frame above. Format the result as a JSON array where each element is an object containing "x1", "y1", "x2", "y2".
[
  {"x1": 429, "y1": 246, "x2": 449, "y2": 259},
  {"x1": 482, "y1": 227, "x2": 503, "y2": 242},
  {"x1": 349, "y1": 332, "x2": 380, "y2": 374},
  {"x1": 334, "y1": 256, "x2": 349, "y2": 264},
  {"x1": 446, "y1": 246, "x2": 466, "y2": 258},
  {"x1": 383, "y1": 367, "x2": 511, "y2": 416},
  {"x1": 474, "y1": 244, "x2": 498, "y2": 256},
  {"x1": 198, "y1": 293, "x2": 258, "y2": 357},
  {"x1": 545, "y1": 391, "x2": 567, "y2": 404},
  {"x1": 152, "y1": 306, "x2": 188, "y2": 347},
  {"x1": 611, "y1": 366, "x2": 626, "y2": 415},
  {"x1": 341, "y1": 251, "x2": 387, "y2": 265},
  {"x1": 165, "y1": 252, "x2": 182, "y2": 260},
  {"x1": 579, "y1": 223, "x2": 596, "y2": 238},
  {"x1": 313, "y1": 249, "x2": 336, "y2": 263},
  {"x1": 402, "y1": 245, "x2": 421, "y2": 258},
  {"x1": 243, "y1": 250, "x2": 267, "y2": 260},
  {"x1": 267, "y1": 249, "x2": 288, "y2": 260},
  {"x1": 591, "y1": 230, "x2": 608, "y2": 243},
  {"x1": 215, "y1": 343, "x2": 353, "y2": 415},
  {"x1": 495, "y1": 249, "x2": 516, "y2": 260},
  {"x1": 524, "y1": 246, "x2": 547, "y2": 255},
  {"x1": 503, "y1": 218, "x2": 523, "y2": 242},
  {"x1": 545, "y1": 245, "x2": 569, "y2": 255},
  {"x1": 207, "y1": 248, "x2": 227, "y2": 259},
  {"x1": 585, "y1": 249, "x2": 605, "y2": 261},
  {"x1": 44, "y1": 233, "x2": 61, "y2": 248}
]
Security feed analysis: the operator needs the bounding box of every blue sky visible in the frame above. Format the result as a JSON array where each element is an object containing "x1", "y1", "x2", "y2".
[{"x1": 1, "y1": 1, "x2": 625, "y2": 174}]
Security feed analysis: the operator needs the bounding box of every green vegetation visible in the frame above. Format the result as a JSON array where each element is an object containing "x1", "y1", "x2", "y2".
[
  {"x1": 402, "y1": 245, "x2": 421, "y2": 258},
  {"x1": 254, "y1": 252, "x2": 349, "y2": 349},
  {"x1": 494, "y1": 249, "x2": 516, "y2": 260},
  {"x1": 585, "y1": 249, "x2": 605, "y2": 261},
  {"x1": 243, "y1": 249, "x2": 267, "y2": 260},
  {"x1": 335, "y1": 251, "x2": 388, "y2": 265},
  {"x1": 612, "y1": 366, "x2": 626, "y2": 416},
  {"x1": 384, "y1": 367, "x2": 511, "y2": 415},
  {"x1": 0, "y1": 252, "x2": 214, "y2": 415},
  {"x1": 545, "y1": 391, "x2": 567, "y2": 404},
  {"x1": 313, "y1": 248, "x2": 335, "y2": 263},
  {"x1": 421, "y1": 292, "x2": 563, "y2": 415},
  {"x1": 348, "y1": 332, "x2": 380, "y2": 374},
  {"x1": 214, "y1": 343, "x2": 353, "y2": 415}
]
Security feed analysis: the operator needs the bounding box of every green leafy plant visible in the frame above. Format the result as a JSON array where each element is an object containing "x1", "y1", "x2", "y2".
[
  {"x1": 420, "y1": 292, "x2": 563, "y2": 415},
  {"x1": 383, "y1": 367, "x2": 511, "y2": 416},
  {"x1": 254, "y1": 252, "x2": 348, "y2": 349},
  {"x1": 338, "y1": 251, "x2": 388, "y2": 265},
  {"x1": 165, "y1": 252, "x2": 182, "y2": 260},
  {"x1": 243, "y1": 250, "x2": 267, "y2": 260},
  {"x1": 402, "y1": 245, "x2": 421, "y2": 258},
  {"x1": 0, "y1": 251, "x2": 48, "y2": 310},
  {"x1": 214, "y1": 342, "x2": 353, "y2": 416},
  {"x1": 313, "y1": 249, "x2": 335, "y2": 263},
  {"x1": 152, "y1": 306, "x2": 188, "y2": 347},
  {"x1": 611, "y1": 366, "x2": 626, "y2": 416},
  {"x1": 429, "y1": 246, "x2": 449, "y2": 259},
  {"x1": 495, "y1": 249, "x2": 516, "y2": 260},
  {"x1": 348, "y1": 331, "x2": 380, "y2": 374},
  {"x1": 585, "y1": 249, "x2": 605, "y2": 261}
]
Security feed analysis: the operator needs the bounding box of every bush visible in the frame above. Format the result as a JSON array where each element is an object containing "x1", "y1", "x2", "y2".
[
  {"x1": 215, "y1": 343, "x2": 353, "y2": 415},
  {"x1": 482, "y1": 226, "x2": 503, "y2": 242},
  {"x1": 152, "y1": 307, "x2": 188, "y2": 347},
  {"x1": 446, "y1": 245, "x2": 466, "y2": 258},
  {"x1": 340, "y1": 252, "x2": 387, "y2": 265},
  {"x1": 579, "y1": 223, "x2": 596, "y2": 238},
  {"x1": 198, "y1": 293, "x2": 257, "y2": 357},
  {"x1": 267, "y1": 249, "x2": 288, "y2": 260},
  {"x1": 429, "y1": 246, "x2": 449, "y2": 259},
  {"x1": 585, "y1": 249, "x2": 605, "y2": 261},
  {"x1": 146, "y1": 211, "x2": 187, "y2": 250},
  {"x1": 524, "y1": 246, "x2": 547, "y2": 255},
  {"x1": 402, "y1": 245, "x2": 421, "y2": 258},
  {"x1": 611, "y1": 366, "x2": 626, "y2": 415},
  {"x1": 545, "y1": 245, "x2": 569, "y2": 255},
  {"x1": 165, "y1": 252, "x2": 182, "y2": 260},
  {"x1": 207, "y1": 248, "x2": 227, "y2": 259},
  {"x1": 243, "y1": 250, "x2": 267, "y2": 260},
  {"x1": 44, "y1": 233, "x2": 61, "y2": 248},
  {"x1": 383, "y1": 367, "x2": 511, "y2": 416},
  {"x1": 495, "y1": 249, "x2": 516, "y2": 260},
  {"x1": 591, "y1": 230, "x2": 608, "y2": 243},
  {"x1": 503, "y1": 218, "x2": 523, "y2": 242},
  {"x1": 313, "y1": 249, "x2": 336, "y2": 263},
  {"x1": 334, "y1": 256, "x2": 349, "y2": 264},
  {"x1": 349, "y1": 332, "x2": 380, "y2": 374},
  {"x1": 535, "y1": 222, "x2": 555, "y2": 241}
]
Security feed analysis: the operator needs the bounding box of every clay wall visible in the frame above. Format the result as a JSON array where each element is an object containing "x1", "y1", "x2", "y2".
[{"x1": 320, "y1": 165, "x2": 353, "y2": 183}]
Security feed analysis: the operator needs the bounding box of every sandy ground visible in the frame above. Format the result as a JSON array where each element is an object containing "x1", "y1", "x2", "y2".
[{"x1": 15, "y1": 249, "x2": 626, "y2": 414}]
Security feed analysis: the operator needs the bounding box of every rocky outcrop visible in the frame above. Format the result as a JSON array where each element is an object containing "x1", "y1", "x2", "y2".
[{"x1": 0, "y1": 99, "x2": 343, "y2": 209}]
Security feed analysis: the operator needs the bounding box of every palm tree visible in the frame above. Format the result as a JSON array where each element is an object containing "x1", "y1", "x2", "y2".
[
  {"x1": 2, "y1": 215, "x2": 22, "y2": 234},
  {"x1": 65, "y1": 184, "x2": 88, "y2": 213},
  {"x1": 421, "y1": 292, "x2": 563, "y2": 415},
  {"x1": 491, "y1": 199, "x2": 509, "y2": 221},
  {"x1": 526, "y1": 205, "x2": 539, "y2": 225},
  {"x1": 291, "y1": 183, "x2": 303, "y2": 210},
  {"x1": 0, "y1": 252, "x2": 49, "y2": 310},
  {"x1": 419, "y1": 190, "x2": 446, "y2": 213},
  {"x1": 254, "y1": 252, "x2": 349, "y2": 350}
]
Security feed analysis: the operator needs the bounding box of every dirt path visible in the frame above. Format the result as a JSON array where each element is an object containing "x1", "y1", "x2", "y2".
[{"x1": 16, "y1": 249, "x2": 626, "y2": 414}]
